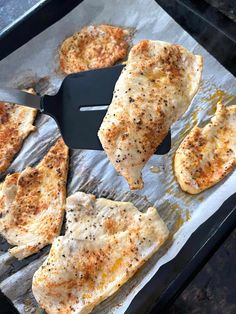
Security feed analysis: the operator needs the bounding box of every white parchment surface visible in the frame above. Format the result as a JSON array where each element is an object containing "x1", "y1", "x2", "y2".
[{"x1": 0, "y1": 0, "x2": 235, "y2": 313}]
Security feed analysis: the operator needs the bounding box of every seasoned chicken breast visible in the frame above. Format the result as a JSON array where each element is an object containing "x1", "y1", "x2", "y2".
[
  {"x1": 175, "y1": 102, "x2": 236, "y2": 194},
  {"x1": 98, "y1": 40, "x2": 203, "y2": 189},
  {"x1": 59, "y1": 24, "x2": 129, "y2": 74},
  {"x1": 0, "y1": 138, "x2": 69, "y2": 259},
  {"x1": 32, "y1": 192, "x2": 169, "y2": 314},
  {"x1": 0, "y1": 88, "x2": 37, "y2": 173}
]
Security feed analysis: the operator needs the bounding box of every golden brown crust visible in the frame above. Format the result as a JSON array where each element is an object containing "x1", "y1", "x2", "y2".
[
  {"x1": 59, "y1": 24, "x2": 129, "y2": 74},
  {"x1": 0, "y1": 138, "x2": 69, "y2": 259},
  {"x1": 98, "y1": 40, "x2": 203, "y2": 189},
  {"x1": 175, "y1": 103, "x2": 236, "y2": 194},
  {"x1": 32, "y1": 192, "x2": 169, "y2": 314},
  {"x1": 0, "y1": 88, "x2": 37, "y2": 173}
]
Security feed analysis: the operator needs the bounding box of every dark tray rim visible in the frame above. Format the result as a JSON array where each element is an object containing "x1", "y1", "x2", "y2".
[{"x1": 0, "y1": 0, "x2": 235, "y2": 313}]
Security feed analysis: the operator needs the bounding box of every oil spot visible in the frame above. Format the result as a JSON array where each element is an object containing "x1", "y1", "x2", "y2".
[
  {"x1": 185, "y1": 209, "x2": 191, "y2": 221},
  {"x1": 150, "y1": 166, "x2": 159, "y2": 173},
  {"x1": 201, "y1": 89, "x2": 236, "y2": 115}
]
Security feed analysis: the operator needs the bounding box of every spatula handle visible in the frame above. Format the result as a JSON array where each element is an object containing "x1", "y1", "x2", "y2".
[{"x1": 0, "y1": 88, "x2": 42, "y2": 110}]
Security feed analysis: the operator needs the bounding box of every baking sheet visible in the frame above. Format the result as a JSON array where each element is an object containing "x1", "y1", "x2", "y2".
[{"x1": 0, "y1": 0, "x2": 235, "y2": 313}]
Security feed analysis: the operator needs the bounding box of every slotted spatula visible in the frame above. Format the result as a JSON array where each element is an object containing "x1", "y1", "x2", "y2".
[{"x1": 0, "y1": 64, "x2": 171, "y2": 154}]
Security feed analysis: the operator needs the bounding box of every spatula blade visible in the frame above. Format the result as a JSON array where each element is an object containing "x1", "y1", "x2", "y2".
[
  {"x1": 63, "y1": 64, "x2": 125, "y2": 107},
  {"x1": 42, "y1": 65, "x2": 171, "y2": 154}
]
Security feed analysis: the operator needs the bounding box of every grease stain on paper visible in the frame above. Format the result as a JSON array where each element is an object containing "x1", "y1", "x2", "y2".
[{"x1": 202, "y1": 89, "x2": 236, "y2": 114}]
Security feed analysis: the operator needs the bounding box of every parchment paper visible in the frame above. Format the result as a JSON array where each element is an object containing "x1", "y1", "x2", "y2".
[{"x1": 0, "y1": 0, "x2": 235, "y2": 313}]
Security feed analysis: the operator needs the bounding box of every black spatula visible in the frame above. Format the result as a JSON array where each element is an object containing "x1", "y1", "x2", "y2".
[{"x1": 0, "y1": 64, "x2": 171, "y2": 154}]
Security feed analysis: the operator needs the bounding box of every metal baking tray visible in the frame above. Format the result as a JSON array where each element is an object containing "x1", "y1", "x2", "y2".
[{"x1": 0, "y1": 0, "x2": 235, "y2": 313}]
